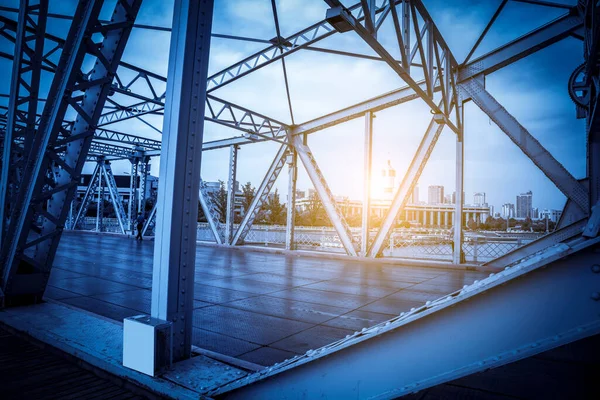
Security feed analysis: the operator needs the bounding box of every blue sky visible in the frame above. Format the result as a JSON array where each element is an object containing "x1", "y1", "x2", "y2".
[{"x1": 0, "y1": 0, "x2": 584, "y2": 213}]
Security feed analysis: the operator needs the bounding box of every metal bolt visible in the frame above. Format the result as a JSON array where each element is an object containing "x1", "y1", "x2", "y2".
[
  {"x1": 591, "y1": 292, "x2": 600, "y2": 301},
  {"x1": 592, "y1": 264, "x2": 600, "y2": 273}
]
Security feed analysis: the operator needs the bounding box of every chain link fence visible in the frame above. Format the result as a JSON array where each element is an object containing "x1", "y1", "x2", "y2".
[{"x1": 69, "y1": 220, "x2": 540, "y2": 264}]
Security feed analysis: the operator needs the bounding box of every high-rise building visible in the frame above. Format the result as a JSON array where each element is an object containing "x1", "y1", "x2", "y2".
[
  {"x1": 444, "y1": 194, "x2": 452, "y2": 204},
  {"x1": 473, "y1": 192, "x2": 486, "y2": 206},
  {"x1": 381, "y1": 160, "x2": 396, "y2": 200},
  {"x1": 411, "y1": 186, "x2": 419, "y2": 204},
  {"x1": 428, "y1": 185, "x2": 444, "y2": 205},
  {"x1": 532, "y1": 207, "x2": 539, "y2": 220},
  {"x1": 516, "y1": 191, "x2": 533, "y2": 219},
  {"x1": 502, "y1": 203, "x2": 515, "y2": 219},
  {"x1": 451, "y1": 191, "x2": 465, "y2": 204}
]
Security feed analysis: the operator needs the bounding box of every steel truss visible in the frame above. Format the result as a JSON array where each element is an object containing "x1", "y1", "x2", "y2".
[
  {"x1": 0, "y1": 0, "x2": 597, "y2": 394},
  {"x1": 0, "y1": 0, "x2": 594, "y2": 301},
  {"x1": 0, "y1": 0, "x2": 47, "y2": 248},
  {"x1": 72, "y1": 157, "x2": 128, "y2": 234},
  {"x1": 0, "y1": 0, "x2": 142, "y2": 302}
]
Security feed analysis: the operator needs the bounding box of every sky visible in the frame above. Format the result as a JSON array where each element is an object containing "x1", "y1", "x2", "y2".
[{"x1": 0, "y1": 0, "x2": 585, "y2": 214}]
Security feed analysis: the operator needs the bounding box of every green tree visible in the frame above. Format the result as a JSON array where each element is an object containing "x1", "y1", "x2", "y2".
[
  {"x1": 263, "y1": 189, "x2": 286, "y2": 225},
  {"x1": 241, "y1": 181, "x2": 255, "y2": 216},
  {"x1": 303, "y1": 191, "x2": 328, "y2": 226},
  {"x1": 209, "y1": 180, "x2": 228, "y2": 223}
]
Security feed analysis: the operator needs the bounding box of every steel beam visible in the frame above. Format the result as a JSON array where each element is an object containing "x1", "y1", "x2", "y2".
[
  {"x1": 141, "y1": 200, "x2": 157, "y2": 236},
  {"x1": 484, "y1": 218, "x2": 588, "y2": 269},
  {"x1": 324, "y1": 0, "x2": 459, "y2": 133},
  {"x1": 285, "y1": 150, "x2": 297, "y2": 251},
  {"x1": 150, "y1": 0, "x2": 213, "y2": 362},
  {"x1": 225, "y1": 145, "x2": 238, "y2": 245},
  {"x1": 199, "y1": 180, "x2": 223, "y2": 244},
  {"x1": 361, "y1": 111, "x2": 373, "y2": 256},
  {"x1": 459, "y1": 12, "x2": 582, "y2": 81},
  {"x1": 0, "y1": 0, "x2": 47, "y2": 248},
  {"x1": 368, "y1": 111, "x2": 446, "y2": 258},
  {"x1": 101, "y1": 160, "x2": 127, "y2": 234},
  {"x1": 73, "y1": 161, "x2": 101, "y2": 229},
  {"x1": 231, "y1": 144, "x2": 288, "y2": 245},
  {"x1": 213, "y1": 234, "x2": 600, "y2": 399},
  {"x1": 453, "y1": 101, "x2": 465, "y2": 264},
  {"x1": 0, "y1": 0, "x2": 142, "y2": 302},
  {"x1": 293, "y1": 135, "x2": 357, "y2": 256},
  {"x1": 460, "y1": 78, "x2": 589, "y2": 213}
]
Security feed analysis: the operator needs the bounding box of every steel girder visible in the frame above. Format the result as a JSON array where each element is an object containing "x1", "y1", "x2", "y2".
[
  {"x1": 367, "y1": 109, "x2": 446, "y2": 258},
  {"x1": 72, "y1": 157, "x2": 127, "y2": 234},
  {"x1": 212, "y1": 234, "x2": 600, "y2": 399},
  {"x1": 460, "y1": 78, "x2": 590, "y2": 213},
  {"x1": 0, "y1": 0, "x2": 47, "y2": 248},
  {"x1": 205, "y1": 0, "x2": 393, "y2": 93},
  {"x1": 285, "y1": 149, "x2": 297, "y2": 250},
  {"x1": 73, "y1": 161, "x2": 101, "y2": 229},
  {"x1": 225, "y1": 145, "x2": 238, "y2": 245},
  {"x1": 150, "y1": 0, "x2": 214, "y2": 362},
  {"x1": 459, "y1": 12, "x2": 583, "y2": 81},
  {"x1": 0, "y1": 0, "x2": 584, "y2": 159},
  {"x1": 361, "y1": 111, "x2": 373, "y2": 256},
  {"x1": 199, "y1": 179, "x2": 224, "y2": 244},
  {"x1": 582, "y1": 0, "x2": 600, "y2": 237},
  {"x1": 231, "y1": 144, "x2": 289, "y2": 246},
  {"x1": 138, "y1": 155, "x2": 150, "y2": 213},
  {"x1": 292, "y1": 134, "x2": 357, "y2": 256},
  {"x1": 141, "y1": 199, "x2": 157, "y2": 236},
  {"x1": 100, "y1": 159, "x2": 128, "y2": 234},
  {"x1": 325, "y1": 0, "x2": 461, "y2": 133},
  {"x1": 0, "y1": 0, "x2": 142, "y2": 302},
  {"x1": 292, "y1": 5, "x2": 582, "y2": 139}
]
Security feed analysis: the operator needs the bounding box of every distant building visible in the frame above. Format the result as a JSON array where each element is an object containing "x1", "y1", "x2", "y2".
[
  {"x1": 502, "y1": 203, "x2": 515, "y2": 219},
  {"x1": 381, "y1": 160, "x2": 396, "y2": 200},
  {"x1": 308, "y1": 188, "x2": 316, "y2": 198},
  {"x1": 516, "y1": 191, "x2": 533, "y2": 219},
  {"x1": 295, "y1": 190, "x2": 306, "y2": 199},
  {"x1": 473, "y1": 192, "x2": 486, "y2": 206},
  {"x1": 444, "y1": 194, "x2": 452, "y2": 204},
  {"x1": 411, "y1": 186, "x2": 419, "y2": 204},
  {"x1": 540, "y1": 209, "x2": 562, "y2": 223},
  {"x1": 428, "y1": 185, "x2": 444, "y2": 205},
  {"x1": 451, "y1": 191, "x2": 465, "y2": 204},
  {"x1": 532, "y1": 207, "x2": 539, "y2": 220}
]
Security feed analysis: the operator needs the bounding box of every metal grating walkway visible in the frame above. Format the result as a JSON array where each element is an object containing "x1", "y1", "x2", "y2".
[{"x1": 48, "y1": 232, "x2": 489, "y2": 366}]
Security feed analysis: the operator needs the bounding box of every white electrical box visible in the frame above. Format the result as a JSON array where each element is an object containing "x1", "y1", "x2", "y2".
[{"x1": 123, "y1": 315, "x2": 172, "y2": 376}]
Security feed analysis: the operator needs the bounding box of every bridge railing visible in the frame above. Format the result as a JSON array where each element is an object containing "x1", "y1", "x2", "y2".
[{"x1": 67, "y1": 219, "x2": 540, "y2": 264}]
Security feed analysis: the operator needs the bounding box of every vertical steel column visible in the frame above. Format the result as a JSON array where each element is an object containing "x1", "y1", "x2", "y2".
[
  {"x1": 361, "y1": 111, "x2": 373, "y2": 256},
  {"x1": 139, "y1": 155, "x2": 149, "y2": 214},
  {"x1": 96, "y1": 166, "x2": 103, "y2": 233},
  {"x1": 151, "y1": 0, "x2": 213, "y2": 362},
  {"x1": 402, "y1": 0, "x2": 410, "y2": 75},
  {"x1": 225, "y1": 145, "x2": 238, "y2": 245},
  {"x1": 128, "y1": 158, "x2": 136, "y2": 232},
  {"x1": 285, "y1": 149, "x2": 297, "y2": 250},
  {"x1": 453, "y1": 102, "x2": 465, "y2": 264}
]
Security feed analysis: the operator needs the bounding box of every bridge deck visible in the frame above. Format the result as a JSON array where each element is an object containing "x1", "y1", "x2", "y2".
[{"x1": 48, "y1": 232, "x2": 488, "y2": 367}]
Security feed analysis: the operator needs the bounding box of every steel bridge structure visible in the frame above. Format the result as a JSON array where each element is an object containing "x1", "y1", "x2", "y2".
[{"x1": 0, "y1": 0, "x2": 599, "y2": 398}]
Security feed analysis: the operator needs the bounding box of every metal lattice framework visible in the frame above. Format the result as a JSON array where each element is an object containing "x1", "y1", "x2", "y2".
[
  {"x1": 0, "y1": 0, "x2": 597, "y2": 304},
  {"x1": 0, "y1": 0, "x2": 598, "y2": 395}
]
